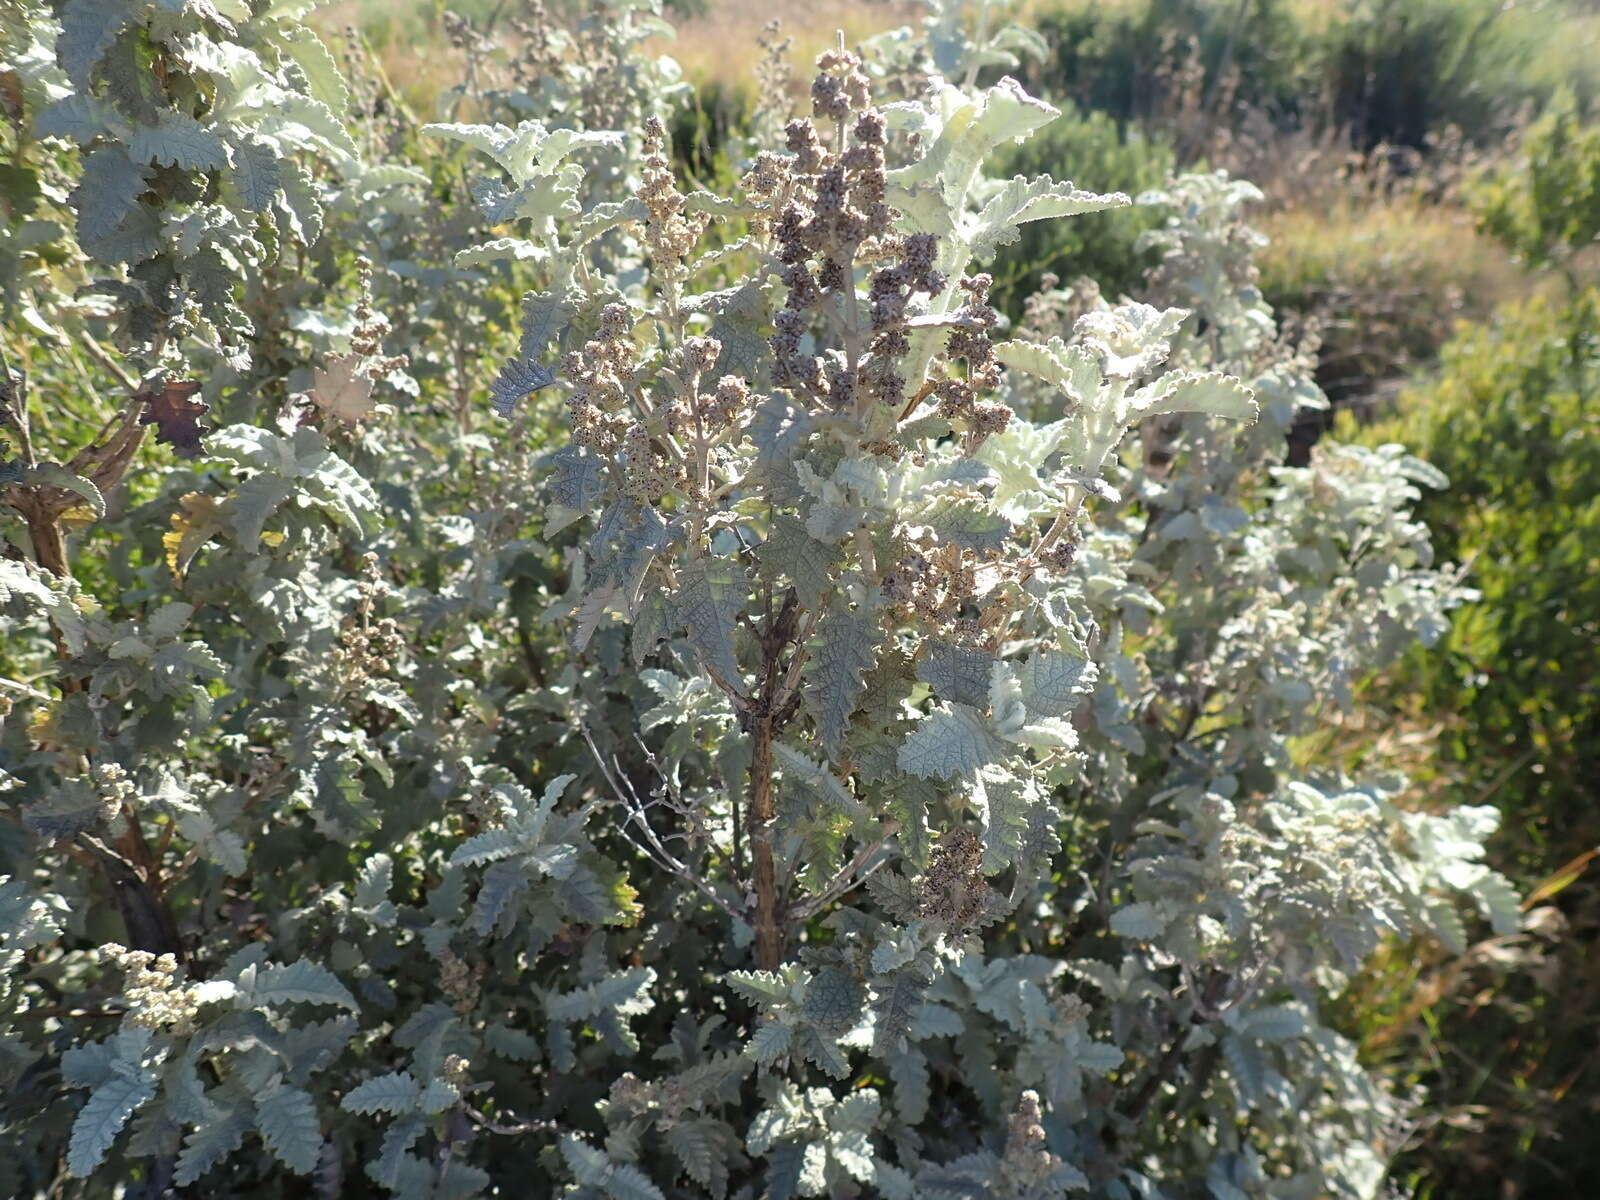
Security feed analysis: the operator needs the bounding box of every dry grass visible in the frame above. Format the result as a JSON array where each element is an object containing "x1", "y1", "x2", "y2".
[
  {"x1": 314, "y1": 0, "x2": 926, "y2": 112},
  {"x1": 1258, "y1": 196, "x2": 1533, "y2": 401},
  {"x1": 658, "y1": 0, "x2": 922, "y2": 93}
]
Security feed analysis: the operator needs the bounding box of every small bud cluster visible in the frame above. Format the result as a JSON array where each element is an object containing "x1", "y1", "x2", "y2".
[
  {"x1": 620, "y1": 419, "x2": 671, "y2": 504},
  {"x1": 440, "y1": 10, "x2": 490, "y2": 57},
  {"x1": 441, "y1": 1053, "x2": 473, "y2": 1089},
  {"x1": 626, "y1": 332, "x2": 754, "y2": 507},
  {"x1": 349, "y1": 262, "x2": 409, "y2": 383},
  {"x1": 1020, "y1": 272, "x2": 1106, "y2": 342},
  {"x1": 437, "y1": 945, "x2": 485, "y2": 1015},
  {"x1": 752, "y1": 20, "x2": 795, "y2": 139},
  {"x1": 335, "y1": 553, "x2": 402, "y2": 689},
  {"x1": 769, "y1": 50, "x2": 944, "y2": 415},
  {"x1": 607, "y1": 1071, "x2": 655, "y2": 1114},
  {"x1": 740, "y1": 151, "x2": 792, "y2": 239},
  {"x1": 703, "y1": 373, "x2": 751, "y2": 430},
  {"x1": 882, "y1": 536, "x2": 1001, "y2": 638},
  {"x1": 571, "y1": 7, "x2": 636, "y2": 132},
  {"x1": 90, "y1": 762, "x2": 135, "y2": 826},
  {"x1": 98, "y1": 944, "x2": 208, "y2": 1034},
  {"x1": 917, "y1": 828, "x2": 999, "y2": 933},
  {"x1": 602, "y1": 1065, "x2": 713, "y2": 1131},
  {"x1": 934, "y1": 273, "x2": 1010, "y2": 443},
  {"x1": 998, "y1": 1090, "x2": 1068, "y2": 1195},
  {"x1": 1052, "y1": 993, "x2": 1092, "y2": 1026},
  {"x1": 560, "y1": 303, "x2": 640, "y2": 454},
  {"x1": 465, "y1": 778, "x2": 514, "y2": 827},
  {"x1": 638, "y1": 118, "x2": 707, "y2": 268},
  {"x1": 506, "y1": 0, "x2": 565, "y2": 91},
  {"x1": 1037, "y1": 514, "x2": 1080, "y2": 574},
  {"x1": 340, "y1": 25, "x2": 407, "y2": 157}
]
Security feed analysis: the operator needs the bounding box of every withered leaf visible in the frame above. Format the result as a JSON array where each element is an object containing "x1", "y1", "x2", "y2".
[
  {"x1": 164, "y1": 490, "x2": 226, "y2": 581},
  {"x1": 141, "y1": 379, "x2": 210, "y2": 459},
  {"x1": 308, "y1": 352, "x2": 377, "y2": 424}
]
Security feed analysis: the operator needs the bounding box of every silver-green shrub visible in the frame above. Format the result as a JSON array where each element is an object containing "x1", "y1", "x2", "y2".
[{"x1": 0, "y1": 1, "x2": 1516, "y2": 1197}]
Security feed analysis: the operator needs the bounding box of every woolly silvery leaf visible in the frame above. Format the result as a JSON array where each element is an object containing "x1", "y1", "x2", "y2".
[
  {"x1": 546, "y1": 445, "x2": 606, "y2": 533},
  {"x1": 255, "y1": 1084, "x2": 322, "y2": 1174},
  {"x1": 1015, "y1": 648, "x2": 1098, "y2": 720},
  {"x1": 174, "y1": 1107, "x2": 250, "y2": 1186},
  {"x1": 35, "y1": 93, "x2": 121, "y2": 144},
  {"x1": 489, "y1": 357, "x2": 555, "y2": 418},
  {"x1": 755, "y1": 514, "x2": 840, "y2": 610},
  {"x1": 969, "y1": 173, "x2": 1131, "y2": 259},
  {"x1": 747, "y1": 1021, "x2": 792, "y2": 1065},
  {"x1": 68, "y1": 1073, "x2": 154, "y2": 1176},
  {"x1": 233, "y1": 960, "x2": 358, "y2": 1012},
  {"x1": 57, "y1": 0, "x2": 137, "y2": 88},
  {"x1": 774, "y1": 742, "x2": 865, "y2": 821},
  {"x1": 547, "y1": 966, "x2": 657, "y2": 1024},
  {"x1": 899, "y1": 704, "x2": 1007, "y2": 779},
  {"x1": 1131, "y1": 371, "x2": 1259, "y2": 422},
  {"x1": 802, "y1": 605, "x2": 880, "y2": 756},
  {"x1": 70, "y1": 148, "x2": 148, "y2": 245},
  {"x1": 913, "y1": 496, "x2": 1011, "y2": 553},
  {"x1": 918, "y1": 639, "x2": 994, "y2": 709},
  {"x1": 340, "y1": 1071, "x2": 420, "y2": 1115},
  {"x1": 129, "y1": 113, "x2": 228, "y2": 172},
  {"x1": 676, "y1": 560, "x2": 748, "y2": 693}
]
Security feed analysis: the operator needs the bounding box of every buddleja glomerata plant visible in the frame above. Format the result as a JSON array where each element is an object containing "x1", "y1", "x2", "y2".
[{"x1": 0, "y1": 2, "x2": 1521, "y2": 1198}]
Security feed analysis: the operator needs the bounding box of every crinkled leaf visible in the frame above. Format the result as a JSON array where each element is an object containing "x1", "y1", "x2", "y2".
[
  {"x1": 256, "y1": 1085, "x2": 322, "y2": 1175},
  {"x1": 803, "y1": 604, "x2": 880, "y2": 756},
  {"x1": 899, "y1": 704, "x2": 1007, "y2": 779},
  {"x1": 68, "y1": 1073, "x2": 154, "y2": 1176}
]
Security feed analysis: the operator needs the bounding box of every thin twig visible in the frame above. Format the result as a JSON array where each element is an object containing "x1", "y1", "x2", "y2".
[
  {"x1": 580, "y1": 725, "x2": 744, "y2": 923},
  {"x1": 77, "y1": 335, "x2": 138, "y2": 393},
  {"x1": 788, "y1": 825, "x2": 898, "y2": 922},
  {"x1": 463, "y1": 1104, "x2": 560, "y2": 1137}
]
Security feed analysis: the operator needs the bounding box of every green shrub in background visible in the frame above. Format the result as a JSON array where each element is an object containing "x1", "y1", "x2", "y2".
[
  {"x1": 1472, "y1": 90, "x2": 1600, "y2": 279},
  {"x1": 1022, "y1": 0, "x2": 1598, "y2": 153},
  {"x1": 1316, "y1": 0, "x2": 1540, "y2": 150},
  {"x1": 988, "y1": 101, "x2": 1175, "y2": 316},
  {"x1": 1020, "y1": 0, "x2": 1312, "y2": 133},
  {"x1": 1352, "y1": 291, "x2": 1600, "y2": 865},
  {"x1": 1342, "y1": 288, "x2": 1600, "y2": 1198}
]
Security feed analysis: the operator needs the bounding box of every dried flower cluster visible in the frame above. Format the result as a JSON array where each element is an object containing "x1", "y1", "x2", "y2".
[
  {"x1": 89, "y1": 762, "x2": 135, "y2": 826},
  {"x1": 999, "y1": 1090, "x2": 1069, "y2": 1194},
  {"x1": 639, "y1": 117, "x2": 706, "y2": 269},
  {"x1": 334, "y1": 553, "x2": 402, "y2": 689},
  {"x1": 882, "y1": 531, "x2": 1016, "y2": 647},
  {"x1": 348, "y1": 263, "x2": 408, "y2": 380},
  {"x1": 933, "y1": 273, "x2": 1011, "y2": 442},
  {"x1": 917, "y1": 828, "x2": 999, "y2": 932},
  {"x1": 752, "y1": 20, "x2": 795, "y2": 140},
  {"x1": 505, "y1": 0, "x2": 566, "y2": 91},
  {"x1": 437, "y1": 945, "x2": 486, "y2": 1015},
  {"x1": 560, "y1": 303, "x2": 638, "y2": 455},
  {"x1": 769, "y1": 51, "x2": 944, "y2": 416}
]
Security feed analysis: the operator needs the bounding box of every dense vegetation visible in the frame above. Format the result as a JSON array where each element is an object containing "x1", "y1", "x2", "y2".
[{"x1": 1, "y1": 1, "x2": 1594, "y2": 1197}]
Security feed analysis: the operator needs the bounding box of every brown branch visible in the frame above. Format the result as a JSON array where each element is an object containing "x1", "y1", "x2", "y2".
[
  {"x1": 748, "y1": 709, "x2": 782, "y2": 969},
  {"x1": 78, "y1": 835, "x2": 184, "y2": 960}
]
